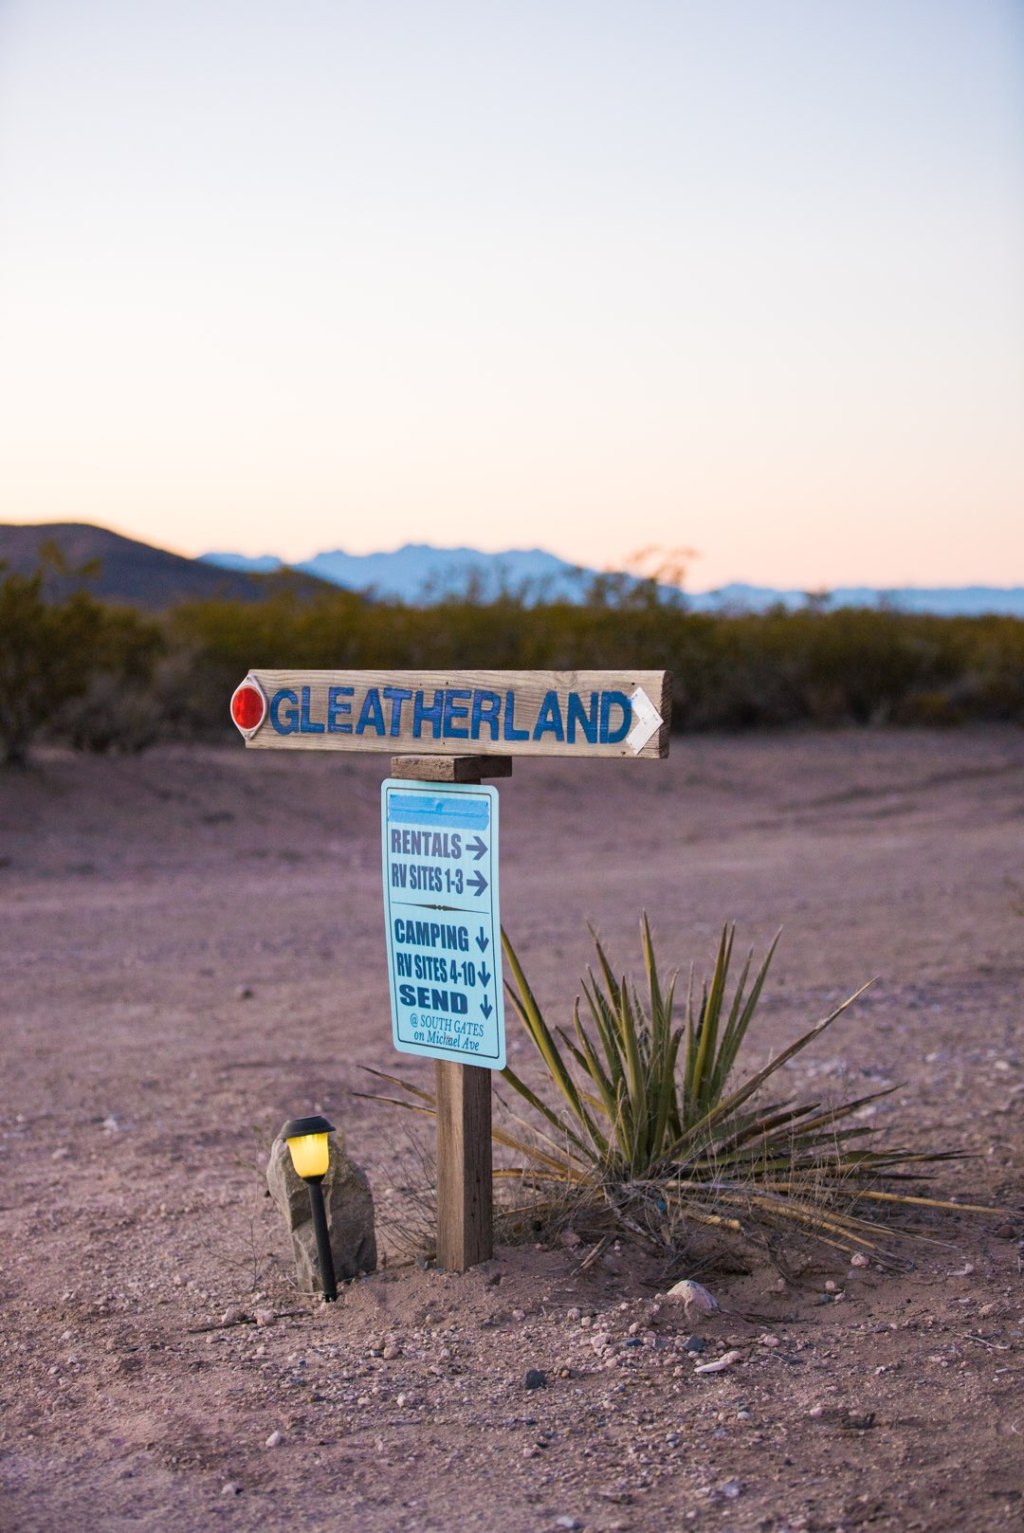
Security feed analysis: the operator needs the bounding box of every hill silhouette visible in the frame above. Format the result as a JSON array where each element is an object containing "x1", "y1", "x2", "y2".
[{"x1": 0, "y1": 523, "x2": 333, "y2": 610}]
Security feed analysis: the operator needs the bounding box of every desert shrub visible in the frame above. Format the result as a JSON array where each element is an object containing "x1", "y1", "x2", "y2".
[
  {"x1": 0, "y1": 560, "x2": 165, "y2": 764},
  {"x1": 56, "y1": 672, "x2": 164, "y2": 754},
  {"x1": 0, "y1": 551, "x2": 166, "y2": 766}
]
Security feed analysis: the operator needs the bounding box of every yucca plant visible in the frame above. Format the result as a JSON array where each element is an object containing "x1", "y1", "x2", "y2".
[
  {"x1": 365, "y1": 919, "x2": 997, "y2": 1261},
  {"x1": 496, "y1": 919, "x2": 997, "y2": 1258}
]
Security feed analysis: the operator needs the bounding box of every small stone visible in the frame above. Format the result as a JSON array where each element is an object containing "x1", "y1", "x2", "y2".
[
  {"x1": 221, "y1": 1482, "x2": 243, "y2": 1496},
  {"x1": 758, "y1": 1334, "x2": 780, "y2": 1348},
  {"x1": 221, "y1": 1306, "x2": 245, "y2": 1325},
  {"x1": 50, "y1": 1147, "x2": 70, "y2": 1161},
  {"x1": 382, "y1": 1345, "x2": 401, "y2": 1360},
  {"x1": 666, "y1": 1279, "x2": 721, "y2": 1322},
  {"x1": 566, "y1": 1307, "x2": 582, "y2": 1321},
  {"x1": 264, "y1": 1430, "x2": 283, "y2": 1449},
  {"x1": 720, "y1": 1479, "x2": 742, "y2": 1499},
  {"x1": 683, "y1": 1335, "x2": 705, "y2": 1354},
  {"x1": 850, "y1": 1252, "x2": 870, "y2": 1268},
  {"x1": 555, "y1": 1519, "x2": 583, "y2": 1531},
  {"x1": 824, "y1": 1280, "x2": 840, "y2": 1293},
  {"x1": 236, "y1": 985, "x2": 254, "y2": 1000},
  {"x1": 254, "y1": 1309, "x2": 276, "y2": 1327},
  {"x1": 524, "y1": 1368, "x2": 548, "y2": 1391},
  {"x1": 992, "y1": 1224, "x2": 1018, "y2": 1240},
  {"x1": 694, "y1": 1348, "x2": 742, "y2": 1375}
]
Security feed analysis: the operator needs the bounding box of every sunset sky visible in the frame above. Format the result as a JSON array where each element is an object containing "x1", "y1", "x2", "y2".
[{"x1": 1, "y1": 1, "x2": 1021, "y2": 591}]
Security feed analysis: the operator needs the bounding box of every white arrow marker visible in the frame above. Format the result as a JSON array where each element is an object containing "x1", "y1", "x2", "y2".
[{"x1": 626, "y1": 686, "x2": 664, "y2": 754}]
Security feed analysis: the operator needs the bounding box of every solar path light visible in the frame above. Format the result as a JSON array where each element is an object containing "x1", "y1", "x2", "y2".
[{"x1": 282, "y1": 1115, "x2": 338, "y2": 1301}]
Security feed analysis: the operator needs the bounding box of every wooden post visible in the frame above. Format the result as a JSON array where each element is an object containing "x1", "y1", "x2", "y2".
[
  {"x1": 390, "y1": 754, "x2": 511, "y2": 1271},
  {"x1": 434, "y1": 1057, "x2": 493, "y2": 1271}
]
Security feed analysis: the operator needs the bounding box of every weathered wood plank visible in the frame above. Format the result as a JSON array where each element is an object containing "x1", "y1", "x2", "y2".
[
  {"x1": 234, "y1": 669, "x2": 671, "y2": 759},
  {"x1": 435, "y1": 1058, "x2": 493, "y2": 1271},
  {"x1": 388, "y1": 754, "x2": 513, "y2": 781}
]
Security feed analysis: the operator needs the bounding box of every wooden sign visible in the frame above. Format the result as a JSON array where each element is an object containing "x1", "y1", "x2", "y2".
[{"x1": 231, "y1": 669, "x2": 671, "y2": 759}]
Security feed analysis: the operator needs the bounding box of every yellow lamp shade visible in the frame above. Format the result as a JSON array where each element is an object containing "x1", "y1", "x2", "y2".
[
  {"x1": 287, "y1": 1133, "x2": 330, "y2": 1179},
  {"x1": 281, "y1": 1114, "x2": 335, "y2": 1180}
]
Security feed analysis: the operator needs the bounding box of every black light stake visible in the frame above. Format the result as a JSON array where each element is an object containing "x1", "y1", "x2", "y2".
[{"x1": 282, "y1": 1115, "x2": 338, "y2": 1302}]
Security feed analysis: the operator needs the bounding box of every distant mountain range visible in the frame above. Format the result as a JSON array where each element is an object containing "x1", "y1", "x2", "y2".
[
  {"x1": 205, "y1": 542, "x2": 1024, "y2": 617},
  {"x1": 205, "y1": 543, "x2": 591, "y2": 603},
  {"x1": 3, "y1": 523, "x2": 1022, "y2": 617}
]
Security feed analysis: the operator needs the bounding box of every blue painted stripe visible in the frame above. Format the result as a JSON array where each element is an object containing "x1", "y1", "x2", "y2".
[{"x1": 388, "y1": 793, "x2": 489, "y2": 829}]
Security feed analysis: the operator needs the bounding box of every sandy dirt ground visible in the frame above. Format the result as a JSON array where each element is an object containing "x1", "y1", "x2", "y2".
[{"x1": 1, "y1": 727, "x2": 1022, "y2": 1533}]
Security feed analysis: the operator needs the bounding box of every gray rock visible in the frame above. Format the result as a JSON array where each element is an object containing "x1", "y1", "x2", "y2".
[{"x1": 266, "y1": 1130, "x2": 376, "y2": 1292}]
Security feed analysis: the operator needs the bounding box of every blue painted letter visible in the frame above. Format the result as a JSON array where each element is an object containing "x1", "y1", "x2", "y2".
[
  {"x1": 413, "y1": 689, "x2": 444, "y2": 739},
  {"x1": 533, "y1": 690, "x2": 565, "y2": 742},
  {"x1": 599, "y1": 690, "x2": 631, "y2": 744},
  {"x1": 503, "y1": 690, "x2": 529, "y2": 741},
  {"x1": 299, "y1": 686, "x2": 324, "y2": 733},
  {"x1": 327, "y1": 686, "x2": 353, "y2": 733},
  {"x1": 356, "y1": 687, "x2": 386, "y2": 736},
  {"x1": 567, "y1": 691, "x2": 598, "y2": 743},
  {"x1": 269, "y1": 688, "x2": 299, "y2": 734},
  {"x1": 471, "y1": 690, "x2": 502, "y2": 741},
  {"x1": 443, "y1": 689, "x2": 471, "y2": 740}
]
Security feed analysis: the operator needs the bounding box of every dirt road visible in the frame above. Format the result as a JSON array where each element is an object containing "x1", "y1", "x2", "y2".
[{"x1": 1, "y1": 728, "x2": 1022, "y2": 1532}]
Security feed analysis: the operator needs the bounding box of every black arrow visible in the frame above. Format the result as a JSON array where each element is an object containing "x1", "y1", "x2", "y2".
[
  {"x1": 475, "y1": 928, "x2": 490, "y2": 954},
  {"x1": 480, "y1": 998, "x2": 493, "y2": 1019},
  {"x1": 479, "y1": 964, "x2": 492, "y2": 987},
  {"x1": 466, "y1": 835, "x2": 487, "y2": 861},
  {"x1": 467, "y1": 871, "x2": 488, "y2": 897}
]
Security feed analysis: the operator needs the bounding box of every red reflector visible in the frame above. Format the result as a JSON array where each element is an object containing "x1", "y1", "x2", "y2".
[{"x1": 231, "y1": 682, "x2": 266, "y2": 733}]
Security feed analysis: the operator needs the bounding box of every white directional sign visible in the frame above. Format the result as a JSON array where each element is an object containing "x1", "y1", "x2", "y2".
[{"x1": 381, "y1": 780, "x2": 505, "y2": 1070}]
